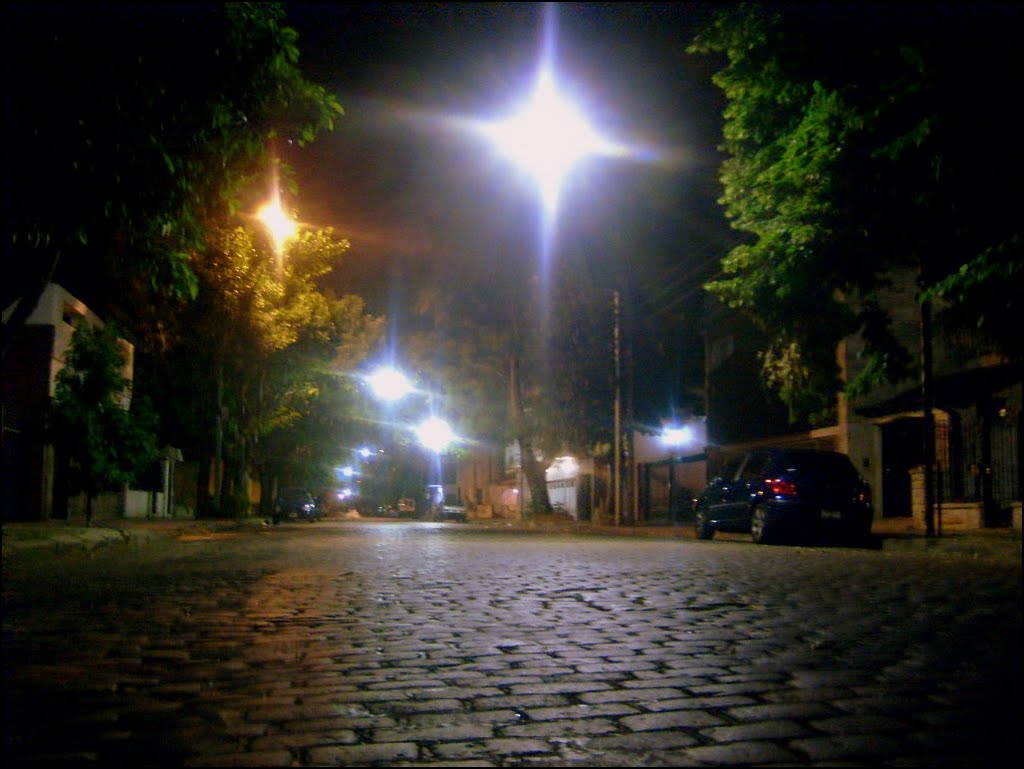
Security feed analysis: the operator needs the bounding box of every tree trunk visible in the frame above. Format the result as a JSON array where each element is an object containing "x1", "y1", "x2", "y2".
[
  {"x1": 196, "y1": 450, "x2": 212, "y2": 518},
  {"x1": 236, "y1": 439, "x2": 250, "y2": 519},
  {"x1": 508, "y1": 353, "x2": 551, "y2": 517},
  {"x1": 213, "y1": 354, "x2": 225, "y2": 516},
  {"x1": 919, "y1": 269, "x2": 936, "y2": 536},
  {"x1": 234, "y1": 376, "x2": 250, "y2": 519}
]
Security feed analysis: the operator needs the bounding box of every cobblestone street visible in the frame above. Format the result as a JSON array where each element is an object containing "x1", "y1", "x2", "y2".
[{"x1": 3, "y1": 520, "x2": 1021, "y2": 766}]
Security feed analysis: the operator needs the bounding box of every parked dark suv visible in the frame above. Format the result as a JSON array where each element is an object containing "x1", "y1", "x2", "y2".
[
  {"x1": 692, "y1": 448, "x2": 873, "y2": 545},
  {"x1": 272, "y1": 487, "x2": 322, "y2": 524}
]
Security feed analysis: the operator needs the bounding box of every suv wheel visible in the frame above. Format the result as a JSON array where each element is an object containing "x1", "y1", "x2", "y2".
[{"x1": 694, "y1": 507, "x2": 715, "y2": 540}]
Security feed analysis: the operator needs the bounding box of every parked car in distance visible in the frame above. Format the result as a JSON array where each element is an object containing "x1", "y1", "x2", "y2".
[
  {"x1": 272, "y1": 487, "x2": 322, "y2": 524},
  {"x1": 438, "y1": 505, "x2": 467, "y2": 523},
  {"x1": 396, "y1": 498, "x2": 417, "y2": 518},
  {"x1": 692, "y1": 448, "x2": 873, "y2": 545}
]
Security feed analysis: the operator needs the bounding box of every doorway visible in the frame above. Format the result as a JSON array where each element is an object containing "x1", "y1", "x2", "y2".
[{"x1": 881, "y1": 417, "x2": 924, "y2": 518}]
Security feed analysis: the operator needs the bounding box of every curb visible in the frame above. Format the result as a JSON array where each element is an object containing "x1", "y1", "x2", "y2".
[
  {"x1": 2, "y1": 518, "x2": 269, "y2": 557},
  {"x1": 3, "y1": 517, "x2": 1020, "y2": 563}
]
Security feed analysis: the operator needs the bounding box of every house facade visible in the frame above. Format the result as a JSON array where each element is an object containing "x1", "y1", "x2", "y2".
[
  {"x1": 840, "y1": 267, "x2": 1021, "y2": 530},
  {"x1": 453, "y1": 442, "x2": 614, "y2": 523},
  {"x1": 633, "y1": 423, "x2": 708, "y2": 525},
  {"x1": 703, "y1": 267, "x2": 1021, "y2": 532},
  {"x1": 2, "y1": 283, "x2": 134, "y2": 521}
]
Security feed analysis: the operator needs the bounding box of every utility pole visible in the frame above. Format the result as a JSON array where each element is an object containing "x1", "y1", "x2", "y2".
[
  {"x1": 920, "y1": 269, "x2": 937, "y2": 537},
  {"x1": 613, "y1": 290, "x2": 621, "y2": 527}
]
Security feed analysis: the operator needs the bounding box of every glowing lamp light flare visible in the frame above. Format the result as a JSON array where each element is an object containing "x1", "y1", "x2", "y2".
[
  {"x1": 415, "y1": 416, "x2": 456, "y2": 453},
  {"x1": 257, "y1": 196, "x2": 297, "y2": 255},
  {"x1": 367, "y1": 367, "x2": 414, "y2": 402},
  {"x1": 661, "y1": 426, "x2": 694, "y2": 447},
  {"x1": 484, "y1": 69, "x2": 611, "y2": 215}
]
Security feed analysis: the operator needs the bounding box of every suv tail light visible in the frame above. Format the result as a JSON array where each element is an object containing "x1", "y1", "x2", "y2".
[{"x1": 768, "y1": 478, "x2": 798, "y2": 496}]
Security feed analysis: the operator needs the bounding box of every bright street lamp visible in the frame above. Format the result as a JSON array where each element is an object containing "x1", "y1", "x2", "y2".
[
  {"x1": 414, "y1": 416, "x2": 457, "y2": 454},
  {"x1": 661, "y1": 425, "x2": 694, "y2": 448},
  {"x1": 367, "y1": 366, "x2": 457, "y2": 450},
  {"x1": 483, "y1": 65, "x2": 617, "y2": 217},
  {"x1": 477, "y1": 6, "x2": 644, "y2": 527},
  {"x1": 367, "y1": 366, "x2": 414, "y2": 402},
  {"x1": 256, "y1": 192, "x2": 297, "y2": 259},
  {"x1": 256, "y1": 158, "x2": 298, "y2": 268},
  {"x1": 480, "y1": 15, "x2": 631, "y2": 525},
  {"x1": 257, "y1": 195, "x2": 297, "y2": 252}
]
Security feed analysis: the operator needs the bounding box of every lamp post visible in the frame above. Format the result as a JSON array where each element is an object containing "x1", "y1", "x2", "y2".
[
  {"x1": 613, "y1": 290, "x2": 622, "y2": 527},
  {"x1": 481, "y1": 16, "x2": 627, "y2": 525},
  {"x1": 215, "y1": 183, "x2": 298, "y2": 515},
  {"x1": 416, "y1": 414, "x2": 457, "y2": 519},
  {"x1": 366, "y1": 365, "x2": 411, "y2": 508}
]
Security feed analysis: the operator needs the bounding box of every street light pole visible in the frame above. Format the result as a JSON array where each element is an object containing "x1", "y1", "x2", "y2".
[
  {"x1": 478, "y1": 6, "x2": 631, "y2": 524},
  {"x1": 613, "y1": 289, "x2": 621, "y2": 527}
]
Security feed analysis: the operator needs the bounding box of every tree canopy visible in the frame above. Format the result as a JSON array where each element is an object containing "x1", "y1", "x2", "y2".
[
  {"x1": 4, "y1": 3, "x2": 390, "y2": 518},
  {"x1": 2, "y1": 2, "x2": 343, "y2": 357},
  {"x1": 140, "y1": 222, "x2": 383, "y2": 517},
  {"x1": 689, "y1": 2, "x2": 1023, "y2": 423}
]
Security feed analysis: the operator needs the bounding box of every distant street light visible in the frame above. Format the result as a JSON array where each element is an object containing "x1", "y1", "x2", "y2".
[
  {"x1": 414, "y1": 416, "x2": 456, "y2": 454},
  {"x1": 661, "y1": 425, "x2": 694, "y2": 448},
  {"x1": 366, "y1": 365, "x2": 456, "y2": 448},
  {"x1": 367, "y1": 366, "x2": 414, "y2": 402},
  {"x1": 365, "y1": 364, "x2": 457, "y2": 511}
]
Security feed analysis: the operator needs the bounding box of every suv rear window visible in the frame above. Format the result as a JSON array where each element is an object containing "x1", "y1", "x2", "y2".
[{"x1": 774, "y1": 452, "x2": 859, "y2": 481}]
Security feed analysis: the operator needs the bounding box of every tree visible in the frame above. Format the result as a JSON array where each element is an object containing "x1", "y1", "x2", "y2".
[
  {"x1": 52, "y1": 322, "x2": 160, "y2": 524},
  {"x1": 688, "y1": 2, "x2": 1023, "y2": 424},
  {"x1": 148, "y1": 222, "x2": 383, "y2": 518},
  {"x1": 5, "y1": 1, "x2": 356, "y2": 516},
  {"x1": 401, "y1": 257, "x2": 559, "y2": 518},
  {"x1": 2, "y1": 2, "x2": 343, "y2": 359},
  {"x1": 250, "y1": 255, "x2": 385, "y2": 507}
]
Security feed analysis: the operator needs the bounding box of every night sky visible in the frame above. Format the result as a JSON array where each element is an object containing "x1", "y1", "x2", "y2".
[
  {"x1": 0, "y1": 1, "x2": 731, "y2": 429},
  {"x1": 279, "y1": 2, "x2": 731, "y2": 421},
  {"x1": 11, "y1": 2, "x2": 1015, "y2": 425}
]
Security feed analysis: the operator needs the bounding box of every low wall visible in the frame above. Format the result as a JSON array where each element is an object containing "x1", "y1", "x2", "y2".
[{"x1": 910, "y1": 466, "x2": 1019, "y2": 532}]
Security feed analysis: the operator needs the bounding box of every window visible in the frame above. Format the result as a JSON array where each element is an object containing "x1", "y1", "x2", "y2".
[{"x1": 738, "y1": 452, "x2": 770, "y2": 483}]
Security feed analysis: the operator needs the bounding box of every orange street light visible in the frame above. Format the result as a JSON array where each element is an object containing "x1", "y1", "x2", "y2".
[{"x1": 256, "y1": 193, "x2": 298, "y2": 258}]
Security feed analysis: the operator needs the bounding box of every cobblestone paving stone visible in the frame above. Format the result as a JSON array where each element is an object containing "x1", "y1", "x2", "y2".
[{"x1": 2, "y1": 521, "x2": 1021, "y2": 766}]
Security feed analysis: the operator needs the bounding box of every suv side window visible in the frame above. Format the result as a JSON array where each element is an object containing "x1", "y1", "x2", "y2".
[
  {"x1": 739, "y1": 451, "x2": 770, "y2": 483},
  {"x1": 720, "y1": 456, "x2": 744, "y2": 482}
]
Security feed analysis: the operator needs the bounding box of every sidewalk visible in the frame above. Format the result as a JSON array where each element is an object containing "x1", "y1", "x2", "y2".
[
  {"x1": 1, "y1": 516, "x2": 271, "y2": 557},
  {"x1": 3, "y1": 513, "x2": 1021, "y2": 564},
  {"x1": 474, "y1": 513, "x2": 1022, "y2": 562}
]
